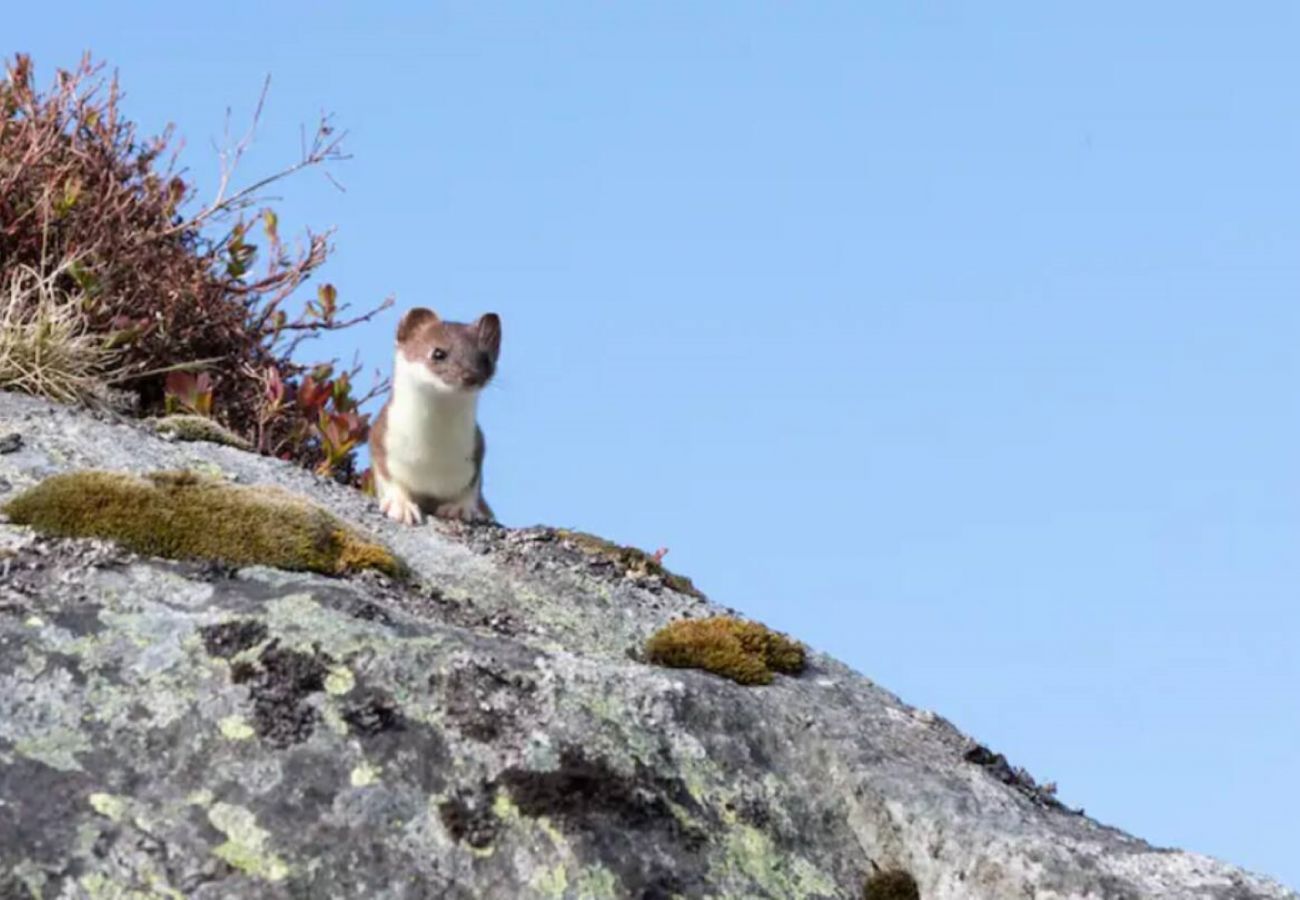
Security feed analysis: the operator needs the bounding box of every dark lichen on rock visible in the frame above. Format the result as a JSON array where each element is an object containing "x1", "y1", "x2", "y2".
[
  {"x1": 497, "y1": 746, "x2": 675, "y2": 828},
  {"x1": 340, "y1": 688, "x2": 405, "y2": 737},
  {"x1": 433, "y1": 661, "x2": 536, "y2": 744},
  {"x1": 963, "y1": 741, "x2": 1069, "y2": 811},
  {"x1": 199, "y1": 619, "x2": 269, "y2": 659},
  {"x1": 206, "y1": 637, "x2": 332, "y2": 747},
  {"x1": 494, "y1": 746, "x2": 710, "y2": 896},
  {"x1": 644, "y1": 615, "x2": 806, "y2": 686},
  {"x1": 438, "y1": 789, "x2": 500, "y2": 849},
  {"x1": 864, "y1": 867, "x2": 920, "y2": 900},
  {"x1": 2, "y1": 468, "x2": 403, "y2": 578},
  {"x1": 555, "y1": 528, "x2": 702, "y2": 597}
]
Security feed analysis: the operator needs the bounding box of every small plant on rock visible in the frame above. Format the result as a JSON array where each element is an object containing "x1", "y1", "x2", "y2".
[{"x1": 644, "y1": 615, "x2": 806, "y2": 686}]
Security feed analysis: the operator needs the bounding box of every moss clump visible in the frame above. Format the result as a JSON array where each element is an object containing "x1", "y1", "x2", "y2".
[
  {"x1": 556, "y1": 528, "x2": 701, "y2": 598},
  {"x1": 149, "y1": 414, "x2": 253, "y2": 450},
  {"x1": 644, "y1": 615, "x2": 806, "y2": 686},
  {"x1": 863, "y1": 868, "x2": 920, "y2": 900},
  {"x1": 2, "y1": 469, "x2": 403, "y2": 578}
]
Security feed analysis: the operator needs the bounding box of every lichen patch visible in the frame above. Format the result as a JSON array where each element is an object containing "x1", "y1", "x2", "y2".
[{"x1": 207, "y1": 802, "x2": 289, "y2": 882}]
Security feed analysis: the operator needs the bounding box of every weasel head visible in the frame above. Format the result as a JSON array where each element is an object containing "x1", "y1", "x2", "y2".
[{"x1": 393, "y1": 307, "x2": 501, "y2": 395}]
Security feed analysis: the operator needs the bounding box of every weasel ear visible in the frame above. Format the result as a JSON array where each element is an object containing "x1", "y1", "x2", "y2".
[
  {"x1": 396, "y1": 307, "x2": 439, "y2": 343},
  {"x1": 476, "y1": 313, "x2": 502, "y2": 359}
]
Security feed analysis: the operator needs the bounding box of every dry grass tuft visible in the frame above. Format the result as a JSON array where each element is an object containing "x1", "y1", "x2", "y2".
[{"x1": 0, "y1": 260, "x2": 123, "y2": 404}]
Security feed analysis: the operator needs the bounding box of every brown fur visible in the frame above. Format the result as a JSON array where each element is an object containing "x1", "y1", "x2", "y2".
[
  {"x1": 393, "y1": 308, "x2": 499, "y2": 390},
  {"x1": 369, "y1": 403, "x2": 391, "y2": 481}
]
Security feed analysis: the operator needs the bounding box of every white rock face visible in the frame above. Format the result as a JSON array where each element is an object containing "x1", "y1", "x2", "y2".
[{"x1": 0, "y1": 390, "x2": 1295, "y2": 899}]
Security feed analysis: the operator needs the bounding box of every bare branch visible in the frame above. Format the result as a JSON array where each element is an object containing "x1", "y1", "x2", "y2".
[
  {"x1": 273, "y1": 294, "x2": 395, "y2": 335},
  {"x1": 158, "y1": 74, "x2": 351, "y2": 237}
]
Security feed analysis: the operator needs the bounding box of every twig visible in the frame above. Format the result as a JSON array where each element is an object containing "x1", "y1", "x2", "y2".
[{"x1": 106, "y1": 357, "x2": 226, "y2": 383}]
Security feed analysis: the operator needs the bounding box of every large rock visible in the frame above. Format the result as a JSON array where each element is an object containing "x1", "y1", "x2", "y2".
[{"x1": 0, "y1": 390, "x2": 1293, "y2": 900}]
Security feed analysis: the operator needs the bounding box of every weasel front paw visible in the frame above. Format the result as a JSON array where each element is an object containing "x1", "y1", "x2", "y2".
[{"x1": 380, "y1": 494, "x2": 423, "y2": 526}]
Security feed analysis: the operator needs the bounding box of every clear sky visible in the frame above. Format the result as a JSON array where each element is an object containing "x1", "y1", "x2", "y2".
[{"x1": 12, "y1": 2, "x2": 1299, "y2": 888}]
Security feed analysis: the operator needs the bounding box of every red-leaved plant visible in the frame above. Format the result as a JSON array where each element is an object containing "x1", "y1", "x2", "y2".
[{"x1": 1, "y1": 53, "x2": 390, "y2": 484}]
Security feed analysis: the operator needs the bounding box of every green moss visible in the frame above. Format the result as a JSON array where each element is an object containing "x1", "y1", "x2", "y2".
[
  {"x1": 644, "y1": 615, "x2": 806, "y2": 686},
  {"x1": 149, "y1": 414, "x2": 253, "y2": 450},
  {"x1": 556, "y1": 529, "x2": 702, "y2": 597},
  {"x1": 863, "y1": 868, "x2": 920, "y2": 900},
  {"x1": 3, "y1": 469, "x2": 403, "y2": 578}
]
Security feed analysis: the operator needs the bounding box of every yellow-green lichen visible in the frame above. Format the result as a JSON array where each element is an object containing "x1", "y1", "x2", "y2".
[
  {"x1": 88, "y1": 792, "x2": 127, "y2": 822},
  {"x1": 863, "y1": 868, "x2": 920, "y2": 900},
  {"x1": 15, "y1": 728, "x2": 91, "y2": 772},
  {"x1": 76, "y1": 872, "x2": 155, "y2": 900},
  {"x1": 644, "y1": 615, "x2": 806, "y2": 686},
  {"x1": 556, "y1": 529, "x2": 702, "y2": 597},
  {"x1": 9, "y1": 860, "x2": 47, "y2": 899},
  {"x1": 724, "y1": 823, "x2": 837, "y2": 898},
  {"x1": 149, "y1": 415, "x2": 253, "y2": 450},
  {"x1": 324, "y1": 665, "x2": 355, "y2": 695},
  {"x1": 571, "y1": 865, "x2": 622, "y2": 898},
  {"x1": 532, "y1": 864, "x2": 568, "y2": 898},
  {"x1": 350, "y1": 761, "x2": 380, "y2": 787},
  {"x1": 2, "y1": 469, "x2": 404, "y2": 578},
  {"x1": 18, "y1": 647, "x2": 47, "y2": 678},
  {"x1": 207, "y1": 802, "x2": 289, "y2": 882},
  {"x1": 492, "y1": 790, "x2": 522, "y2": 821},
  {"x1": 321, "y1": 702, "x2": 350, "y2": 736},
  {"x1": 73, "y1": 856, "x2": 186, "y2": 900},
  {"x1": 218, "y1": 715, "x2": 255, "y2": 741},
  {"x1": 262, "y1": 592, "x2": 444, "y2": 669}
]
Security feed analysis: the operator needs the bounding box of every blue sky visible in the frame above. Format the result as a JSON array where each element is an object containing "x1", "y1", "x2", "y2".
[{"x1": 13, "y1": 2, "x2": 1300, "y2": 887}]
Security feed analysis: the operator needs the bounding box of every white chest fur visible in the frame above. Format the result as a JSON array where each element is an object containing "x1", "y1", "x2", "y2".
[{"x1": 383, "y1": 360, "x2": 479, "y2": 500}]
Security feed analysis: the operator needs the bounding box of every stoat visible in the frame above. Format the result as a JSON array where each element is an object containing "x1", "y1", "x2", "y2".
[{"x1": 369, "y1": 307, "x2": 501, "y2": 524}]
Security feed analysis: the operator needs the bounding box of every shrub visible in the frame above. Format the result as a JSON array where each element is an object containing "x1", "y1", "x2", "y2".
[
  {"x1": 2, "y1": 469, "x2": 403, "y2": 577},
  {"x1": 644, "y1": 615, "x2": 806, "y2": 686},
  {"x1": 0, "y1": 53, "x2": 389, "y2": 483}
]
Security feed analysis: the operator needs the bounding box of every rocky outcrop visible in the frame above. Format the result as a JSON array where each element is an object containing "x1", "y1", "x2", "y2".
[{"x1": 0, "y1": 390, "x2": 1294, "y2": 899}]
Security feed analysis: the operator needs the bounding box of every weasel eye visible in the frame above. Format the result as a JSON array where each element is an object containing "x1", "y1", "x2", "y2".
[{"x1": 431, "y1": 348, "x2": 447, "y2": 362}]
